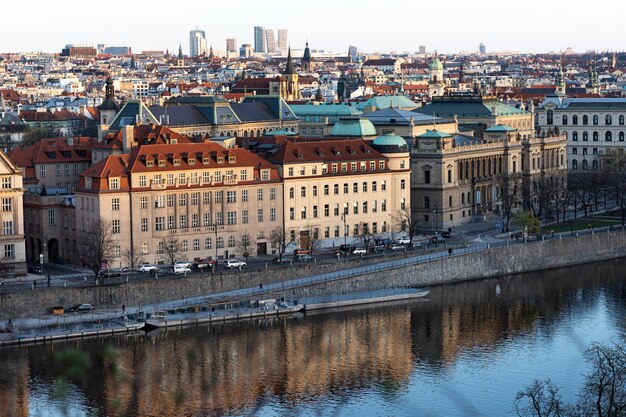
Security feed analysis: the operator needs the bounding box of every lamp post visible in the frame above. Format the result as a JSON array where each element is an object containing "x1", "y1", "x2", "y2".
[
  {"x1": 341, "y1": 209, "x2": 348, "y2": 246},
  {"x1": 43, "y1": 237, "x2": 51, "y2": 287}
]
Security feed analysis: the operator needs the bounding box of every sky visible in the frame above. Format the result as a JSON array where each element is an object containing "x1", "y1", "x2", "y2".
[{"x1": 1, "y1": 0, "x2": 622, "y2": 55}]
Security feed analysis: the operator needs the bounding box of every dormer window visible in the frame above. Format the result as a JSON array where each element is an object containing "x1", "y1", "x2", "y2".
[
  {"x1": 261, "y1": 169, "x2": 270, "y2": 181},
  {"x1": 171, "y1": 139, "x2": 177, "y2": 144},
  {"x1": 228, "y1": 155, "x2": 236, "y2": 163},
  {"x1": 85, "y1": 177, "x2": 92, "y2": 188},
  {"x1": 217, "y1": 156, "x2": 225, "y2": 164},
  {"x1": 173, "y1": 158, "x2": 181, "y2": 166},
  {"x1": 109, "y1": 177, "x2": 120, "y2": 190},
  {"x1": 203, "y1": 157, "x2": 210, "y2": 164},
  {"x1": 188, "y1": 158, "x2": 195, "y2": 165},
  {"x1": 146, "y1": 159, "x2": 154, "y2": 167},
  {"x1": 158, "y1": 159, "x2": 166, "y2": 167}
]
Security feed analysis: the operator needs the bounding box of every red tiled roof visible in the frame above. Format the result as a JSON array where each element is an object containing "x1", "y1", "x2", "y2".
[
  {"x1": 95, "y1": 125, "x2": 192, "y2": 150},
  {"x1": 20, "y1": 109, "x2": 84, "y2": 122}
]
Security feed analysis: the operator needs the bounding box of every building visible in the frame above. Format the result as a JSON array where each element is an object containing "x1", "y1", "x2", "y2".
[
  {"x1": 190, "y1": 30, "x2": 207, "y2": 57},
  {"x1": 348, "y1": 46, "x2": 358, "y2": 63},
  {"x1": 479, "y1": 43, "x2": 486, "y2": 54},
  {"x1": 226, "y1": 38, "x2": 237, "y2": 53},
  {"x1": 265, "y1": 30, "x2": 276, "y2": 53},
  {"x1": 277, "y1": 30, "x2": 288, "y2": 50},
  {"x1": 536, "y1": 96, "x2": 626, "y2": 171},
  {"x1": 362, "y1": 108, "x2": 456, "y2": 144},
  {"x1": 240, "y1": 44, "x2": 253, "y2": 58},
  {"x1": 428, "y1": 55, "x2": 446, "y2": 97},
  {"x1": 76, "y1": 140, "x2": 284, "y2": 266},
  {"x1": 291, "y1": 103, "x2": 363, "y2": 136},
  {"x1": 103, "y1": 46, "x2": 132, "y2": 56},
  {"x1": 0, "y1": 152, "x2": 26, "y2": 276},
  {"x1": 254, "y1": 26, "x2": 266, "y2": 53},
  {"x1": 247, "y1": 135, "x2": 411, "y2": 249},
  {"x1": 301, "y1": 42, "x2": 313, "y2": 72},
  {"x1": 60, "y1": 45, "x2": 97, "y2": 57},
  {"x1": 419, "y1": 45, "x2": 426, "y2": 55}
]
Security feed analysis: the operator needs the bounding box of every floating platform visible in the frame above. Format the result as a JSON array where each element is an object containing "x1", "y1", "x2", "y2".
[{"x1": 301, "y1": 288, "x2": 429, "y2": 311}]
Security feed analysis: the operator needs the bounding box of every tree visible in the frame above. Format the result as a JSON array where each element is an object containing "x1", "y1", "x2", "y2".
[
  {"x1": 495, "y1": 173, "x2": 522, "y2": 231},
  {"x1": 159, "y1": 236, "x2": 182, "y2": 266},
  {"x1": 269, "y1": 227, "x2": 289, "y2": 262},
  {"x1": 355, "y1": 222, "x2": 377, "y2": 252},
  {"x1": 123, "y1": 244, "x2": 143, "y2": 275},
  {"x1": 303, "y1": 224, "x2": 322, "y2": 256},
  {"x1": 515, "y1": 211, "x2": 541, "y2": 238},
  {"x1": 21, "y1": 126, "x2": 60, "y2": 147},
  {"x1": 604, "y1": 149, "x2": 626, "y2": 226},
  {"x1": 236, "y1": 232, "x2": 256, "y2": 262},
  {"x1": 514, "y1": 380, "x2": 567, "y2": 417},
  {"x1": 391, "y1": 209, "x2": 421, "y2": 244},
  {"x1": 79, "y1": 218, "x2": 115, "y2": 279}
]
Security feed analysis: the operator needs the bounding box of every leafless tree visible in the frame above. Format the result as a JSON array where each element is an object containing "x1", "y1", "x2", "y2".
[
  {"x1": 495, "y1": 173, "x2": 522, "y2": 231},
  {"x1": 123, "y1": 244, "x2": 143, "y2": 275},
  {"x1": 269, "y1": 227, "x2": 289, "y2": 262},
  {"x1": 303, "y1": 224, "x2": 322, "y2": 256},
  {"x1": 159, "y1": 236, "x2": 182, "y2": 266},
  {"x1": 391, "y1": 209, "x2": 421, "y2": 243},
  {"x1": 79, "y1": 218, "x2": 116, "y2": 279},
  {"x1": 236, "y1": 231, "x2": 256, "y2": 262},
  {"x1": 604, "y1": 149, "x2": 626, "y2": 226},
  {"x1": 354, "y1": 222, "x2": 377, "y2": 252},
  {"x1": 514, "y1": 379, "x2": 567, "y2": 417}
]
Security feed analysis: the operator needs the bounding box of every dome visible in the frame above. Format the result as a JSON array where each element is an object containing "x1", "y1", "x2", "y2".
[
  {"x1": 99, "y1": 77, "x2": 120, "y2": 111},
  {"x1": 330, "y1": 117, "x2": 377, "y2": 137},
  {"x1": 371, "y1": 131, "x2": 408, "y2": 153},
  {"x1": 430, "y1": 56, "x2": 443, "y2": 71}
]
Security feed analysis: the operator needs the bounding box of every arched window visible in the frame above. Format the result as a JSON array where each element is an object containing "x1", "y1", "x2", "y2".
[
  {"x1": 593, "y1": 115, "x2": 599, "y2": 125},
  {"x1": 289, "y1": 187, "x2": 294, "y2": 198},
  {"x1": 620, "y1": 132, "x2": 625, "y2": 142},
  {"x1": 400, "y1": 179, "x2": 405, "y2": 190},
  {"x1": 461, "y1": 193, "x2": 465, "y2": 204},
  {"x1": 606, "y1": 131, "x2": 612, "y2": 141},
  {"x1": 582, "y1": 159, "x2": 588, "y2": 170},
  {"x1": 606, "y1": 114, "x2": 612, "y2": 125},
  {"x1": 572, "y1": 115, "x2": 578, "y2": 125},
  {"x1": 449, "y1": 196, "x2": 453, "y2": 207},
  {"x1": 547, "y1": 109, "x2": 553, "y2": 125},
  {"x1": 572, "y1": 159, "x2": 578, "y2": 170},
  {"x1": 572, "y1": 131, "x2": 578, "y2": 141},
  {"x1": 593, "y1": 131, "x2": 599, "y2": 141},
  {"x1": 424, "y1": 196, "x2": 430, "y2": 209},
  {"x1": 583, "y1": 131, "x2": 588, "y2": 141},
  {"x1": 620, "y1": 115, "x2": 625, "y2": 125},
  {"x1": 583, "y1": 115, "x2": 589, "y2": 125},
  {"x1": 562, "y1": 115, "x2": 568, "y2": 125},
  {"x1": 592, "y1": 160, "x2": 599, "y2": 170}
]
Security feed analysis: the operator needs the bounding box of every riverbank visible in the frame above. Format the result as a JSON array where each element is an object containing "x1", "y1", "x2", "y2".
[{"x1": 1, "y1": 228, "x2": 625, "y2": 319}]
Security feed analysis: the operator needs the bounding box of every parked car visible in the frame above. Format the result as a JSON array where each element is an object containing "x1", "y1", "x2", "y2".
[
  {"x1": 193, "y1": 259, "x2": 215, "y2": 271},
  {"x1": 174, "y1": 261, "x2": 192, "y2": 268},
  {"x1": 410, "y1": 241, "x2": 428, "y2": 248},
  {"x1": 273, "y1": 256, "x2": 291, "y2": 263},
  {"x1": 438, "y1": 230, "x2": 452, "y2": 238},
  {"x1": 294, "y1": 254, "x2": 314, "y2": 262},
  {"x1": 375, "y1": 238, "x2": 392, "y2": 246},
  {"x1": 293, "y1": 248, "x2": 310, "y2": 255},
  {"x1": 352, "y1": 247, "x2": 367, "y2": 255},
  {"x1": 139, "y1": 264, "x2": 158, "y2": 273},
  {"x1": 369, "y1": 245, "x2": 386, "y2": 252},
  {"x1": 27, "y1": 264, "x2": 42, "y2": 274},
  {"x1": 429, "y1": 235, "x2": 446, "y2": 245},
  {"x1": 226, "y1": 259, "x2": 247, "y2": 269},
  {"x1": 174, "y1": 265, "x2": 191, "y2": 275},
  {"x1": 67, "y1": 303, "x2": 94, "y2": 313},
  {"x1": 395, "y1": 237, "x2": 411, "y2": 245},
  {"x1": 339, "y1": 244, "x2": 355, "y2": 253},
  {"x1": 389, "y1": 244, "x2": 405, "y2": 251},
  {"x1": 99, "y1": 268, "x2": 122, "y2": 278}
]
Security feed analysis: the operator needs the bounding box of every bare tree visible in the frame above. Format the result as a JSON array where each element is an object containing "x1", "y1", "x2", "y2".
[
  {"x1": 391, "y1": 209, "x2": 421, "y2": 244},
  {"x1": 159, "y1": 236, "x2": 182, "y2": 266},
  {"x1": 303, "y1": 224, "x2": 322, "y2": 256},
  {"x1": 123, "y1": 244, "x2": 143, "y2": 274},
  {"x1": 605, "y1": 149, "x2": 626, "y2": 226},
  {"x1": 495, "y1": 173, "x2": 522, "y2": 231},
  {"x1": 236, "y1": 231, "x2": 256, "y2": 262},
  {"x1": 269, "y1": 227, "x2": 289, "y2": 262},
  {"x1": 514, "y1": 379, "x2": 567, "y2": 417},
  {"x1": 79, "y1": 218, "x2": 115, "y2": 280},
  {"x1": 355, "y1": 222, "x2": 377, "y2": 252}
]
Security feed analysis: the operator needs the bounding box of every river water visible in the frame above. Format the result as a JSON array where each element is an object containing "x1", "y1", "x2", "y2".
[{"x1": 1, "y1": 260, "x2": 625, "y2": 417}]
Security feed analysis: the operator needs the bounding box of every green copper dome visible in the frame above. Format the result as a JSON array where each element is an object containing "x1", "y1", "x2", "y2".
[
  {"x1": 371, "y1": 131, "x2": 408, "y2": 153},
  {"x1": 430, "y1": 55, "x2": 443, "y2": 71},
  {"x1": 330, "y1": 117, "x2": 377, "y2": 137}
]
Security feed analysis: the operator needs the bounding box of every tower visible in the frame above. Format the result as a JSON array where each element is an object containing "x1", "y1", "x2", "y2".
[
  {"x1": 301, "y1": 41, "x2": 313, "y2": 72},
  {"x1": 177, "y1": 44, "x2": 185, "y2": 67},
  {"x1": 428, "y1": 52, "x2": 445, "y2": 97},
  {"x1": 254, "y1": 26, "x2": 266, "y2": 53},
  {"x1": 282, "y1": 48, "x2": 300, "y2": 100},
  {"x1": 557, "y1": 55, "x2": 566, "y2": 96}
]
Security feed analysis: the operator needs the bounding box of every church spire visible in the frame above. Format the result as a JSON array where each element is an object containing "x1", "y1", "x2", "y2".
[
  {"x1": 284, "y1": 47, "x2": 296, "y2": 74},
  {"x1": 178, "y1": 44, "x2": 183, "y2": 60}
]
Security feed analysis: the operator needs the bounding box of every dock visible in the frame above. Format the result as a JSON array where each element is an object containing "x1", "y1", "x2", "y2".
[{"x1": 301, "y1": 288, "x2": 430, "y2": 311}]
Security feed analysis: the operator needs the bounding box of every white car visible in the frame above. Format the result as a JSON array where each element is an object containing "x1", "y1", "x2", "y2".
[
  {"x1": 174, "y1": 261, "x2": 191, "y2": 268},
  {"x1": 226, "y1": 259, "x2": 247, "y2": 269},
  {"x1": 139, "y1": 264, "x2": 158, "y2": 273},
  {"x1": 352, "y1": 247, "x2": 367, "y2": 255},
  {"x1": 174, "y1": 265, "x2": 191, "y2": 274},
  {"x1": 395, "y1": 237, "x2": 411, "y2": 245}
]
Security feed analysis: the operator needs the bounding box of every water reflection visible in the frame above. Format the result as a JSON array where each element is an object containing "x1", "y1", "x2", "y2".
[{"x1": 0, "y1": 260, "x2": 624, "y2": 417}]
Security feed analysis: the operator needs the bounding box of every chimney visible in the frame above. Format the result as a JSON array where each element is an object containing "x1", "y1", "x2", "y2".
[{"x1": 122, "y1": 125, "x2": 134, "y2": 153}]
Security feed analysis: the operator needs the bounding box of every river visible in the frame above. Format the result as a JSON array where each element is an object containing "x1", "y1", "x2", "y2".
[{"x1": 1, "y1": 259, "x2": 625, "y2": 417}]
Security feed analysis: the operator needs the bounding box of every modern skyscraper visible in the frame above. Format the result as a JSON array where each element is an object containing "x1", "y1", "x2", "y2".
[
  {"x1": 479, "y1": 43, "x2": 486, "y2": 54},
  {"x1": 419, "y1": 45, "x2": 426, "y2": 55},
  {"x1": 189, "y1": 29, "x2": 207, "y2": 57},
  {"x1": 226, "y1": 38, "x2": 237, "y2": 53},
  {"x1": 254, "y1": 26, "x2": 266, "y2": 53},
  {"x1": 265, "y1": 29, "x2": 276, "y2": 53},
  {"x1": 240, "y1": 44, "x2": 252, "y2": 58},
  {"x1": 348, "y1": 45, "x2": 358, "y2": 62},
  {"x1": 277, "y1": 29, "x2": 288, "y2": 50}
]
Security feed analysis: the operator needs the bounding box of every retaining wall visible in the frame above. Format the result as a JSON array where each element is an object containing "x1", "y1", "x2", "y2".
[{"x1": 2, "y1": 231, "x2": 625, "y2": 318}]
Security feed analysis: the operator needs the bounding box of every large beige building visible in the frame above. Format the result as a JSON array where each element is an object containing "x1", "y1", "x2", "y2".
[
  {"x1": 76, "y1": 140, "x2": 283, "y2": 267},
  {"x1": 247, "y1": 134, "x2": 411, "y2": 249},
  {"x1": 0, "y1": 152, "x2": 26, "y2": 276}
]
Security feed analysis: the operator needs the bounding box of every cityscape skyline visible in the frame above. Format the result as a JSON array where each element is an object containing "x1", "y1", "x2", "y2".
[{"x1": 5, "y1": 0, "x2": 624, "y2": 55}]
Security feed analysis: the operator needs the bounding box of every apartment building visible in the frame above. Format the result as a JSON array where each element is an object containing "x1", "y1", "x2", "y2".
[{"x1": 0, "y1": 152, "x2": 26, "y2": 276}]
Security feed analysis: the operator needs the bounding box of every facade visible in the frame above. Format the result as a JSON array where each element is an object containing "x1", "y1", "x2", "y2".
[
  {"x1": 265, "y1": 30, "x2": 276, "y2": 53},
  {"x1": 277, "y1": 29, "x2": 288, "y2": 50},
  {"x1": 536, "y1": 96, "x2": 626, "y2": 171},
  {"x1": 254, "y1": 26, "x2": 265, "y2": 53},
  {"x1": 0, "y1": 152, "x2": 26, "y2": 276},
  {"x1": 189, "y1": 30, "x2": 207, "y2": 57},
  {"x1": 248, "y1": 136, "x2": 411, "y2": 249},
  {"x1": 410, "y1": 125, "x2": 567, "y2": 230},
  {"x1": 291, "y1": 103, "x2": 363, "y2": 137},
  {"x1": 76, "y1": 142, "x2": 284, "y2": 267},
  {"x1": 226, "y1": 38, "x2": 237, "y2": 53}
]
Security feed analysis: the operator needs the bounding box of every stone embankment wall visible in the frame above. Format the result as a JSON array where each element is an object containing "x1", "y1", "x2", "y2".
[{"x1": 2, "y1": 231, "x2": 625, "y2": 318}]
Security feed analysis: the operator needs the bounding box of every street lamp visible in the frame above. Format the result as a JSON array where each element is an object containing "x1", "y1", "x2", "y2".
[
  {"x1": 43, "y1": 237, "x2": 51, "y2": 287},
  {"x1": 341, "y1": 209, "x2": 348, "y2": 246}
]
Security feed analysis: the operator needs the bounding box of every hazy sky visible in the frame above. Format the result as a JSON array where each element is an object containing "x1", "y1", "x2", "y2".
[{"x1": 1, "y1": 0, "x2": 621, "y2": 55}]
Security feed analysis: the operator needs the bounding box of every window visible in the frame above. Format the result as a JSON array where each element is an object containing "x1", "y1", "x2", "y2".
[
  {"x1": 270, "y1": 207, "x2": 276, "y2": 221},
  {"x1": 109, "y1": 178, "x2": 119, "y2": 189},
  {"x1": 324, "y1": 204, "x2": 329, "y2": 217},
  {"x1": 381, "y1": 181, "x2": 386, "y2": 191},
  {"x1": 332, "y1": 164, "x2": 337, "y2": 173},
  {"x1": 192, "y1": 213, "x2": 199, "y2": 227},
  {"x1": 301, "y1": 207, "x2": 307, "y2": 219},
  {"x1": 240, "y1": 169, "x2": 248, "y2": 181},
  {"x1": 593, "y1": 131, "x2": 599, "y2": 141},
  {"x1": 1, "y1": 178, "x2": 11, "y2": 189},
  {"x1": 258, "y1": 209, "x2": 264, "y2": 222},
  {"x1": 401, "y1": 179, "x2": 406, "y2": 190},
  {"x1": 620, "y1": 115, "x2": 625, "y2": 126},
  {"x1": 289, "y1": 187, "x2": 295, "y2": 199},
  {"x1": 334, "y1": 226, "x2": 340, "y2": 237},
  {"x1": 2, "y1": 198, "x2": 13, "y2": 211},
  {"x1": 313, "y1": 205, "x2": 318, "y2": 218},
  {"x1": 424, "y1": 196, "x2": 430, "y2": 209},
  {"x1": 288, "y1": 167, "x2": 294, "y2": 176},
  {"x1": 257, "y1": 189, "x2": 263, "y2": 201},
  {"x1": 182, "y1": 240, "x2": 188, "y2": 252},
  {"x1": 334, "y1": 203, "x2": 339, "y2": 216},
  {"x1": 140, "y1": 196, "x2": 148, "y2": 209},
  {"x1": 48, "y1": 209, "x2": 56, "y2": 225},
  {"x1": 193, "y1": 239, "x2": 200, "y2": 251},
  {"x1": 572, "y1": 148, "x2": 578, "y2": 155},
  {"x1": 289, "y1": 207, "x2": 295, "y2": 220},
  {"x1": 39, "y1": 165, "x2": 46, "y2": 177},
  {"x1": 363, "y1": 182, "x2": 368, "y2": 192},
  {"x1": 547, "y1": 109, "x2": 553, "y2": 125},
  {"x1": 312, "y1": 186, "x2": 317, "y2": 197},
  {"x1": 583, "y1": 115, "x2": 589, "y2": 125},
  {"x1": 205, "y1": 238, "x2": 212, "y2": 250},
  {"x1": 562, "y1": 115, "x2": 568, "y2": 125},
  {"x1": 167, "y1": 174, "x2": 174, "y2": 185},
  {"x1": 370, "y1": 161, "x2": 375, "y2": 170},
  {"x1": 240, "y1": 190, "x2": 248, "y2": 202},
  {"x1": 334, "y1": 184, "x2": 339, "y2": 195},
  {"x1": 2, "y1": 221, "x2": 12, "y2": 235},
  {"x1": 191, "y1": 193, "x2": 199, "y2": 205},
  {"x1": 606, "y1": 131, "x2": 612, "y2": 141},
  {"x1": 379, "y1": 161, "x2": 385, "y2": 170},
  {"x1": 593, "y1": 115, "x2": 598, "y2": 125},
  {"x1": 179, "y1": 194, "x2": 187, "y2": 206},
  {"x1": 113, "y1": 244, "x2": 121, "y2": 258},
  {"x1": 270, "y1": 188, "x2": 276, "y2": 200},
  {"x1": 606, "y1": 114, "x2": 612, "y2": 125},
  {"x1": 242, "y1": 210, "x2": 249, "y2": 224},
  {"x1": 341, "y1": 163, "x2": 347, "y2": 173},
  {"x1": 4, "y1": 244, "x2": 15, "y2": 259},
  {"x1": 155, "y1": 217, "x2": 165, "y2": 231},
  {"x1": 157, "y1": 241, "x2": 165, "y2": 254},
  {"x1": 353, "y1": 183, "x2": 358, "y2": 193},
  {"x1": 572, "y1": 131, "x2": 578, "y2": 141},
  {"x1": 216, "y1": 212, "x2": 223, "y2": 225},
  {"x1": 583, "y1": 131, "x2": 588, "y2": 141},
  {"x1": 573, "y1": 115, "x2": 578, "y2": 125},
  {"x1": 362, "y1": 202, "x2": 368, "y2": 214},
  {"x1": 111, "y1": 198, "x2": 120, "y2": 211},
  {"x1": 620, "y1": 132, "x2": 625, "y2": 142},
  {"x1": 593, "y1": 148, "x2": 598, "y2": 155},
  {"x1": 141, "y1": 243, "x2": 149, "y2": 255},
  {"x1": 382, "y1": 199, "x2": 387, "y2": 212},
  {"x1": 300, "y1": 187, "x2": 306, "y2": 197},
  {"x1": 424, "y1": 170, "x2": 431, "y2": 184},
  {"x1": 217, "y1": 237, "x2": 224, "y2": 248},
  {"x1": 261, "y1": 170, "x2": 270, "y2": 181},
  {"x1": 226, "y1": 191, "x2": 236, "y2": 203},
  {"x1": 353, "y1": 202, "x2": 358, "y2": 215},
  {"x1": 351, "y1": 162, "x2": 357, "y2": 172},
  {"x1": 141, "y1": 218, "x2": 148, "y2": 232},
  {"x1": 215, "y1": 191, "x2": 223, "y2": 203},
  {"x1": 203, "y1": 192, "x2": 211, "y2": 204},
  {"x1": 400, "y1": 198, "x2": 406, "y2": 210},
  {"x1": 300, "y1": 166, "x2": 306, "y2": 175},
  {"x1": 228, "y1": 236, "x2": 236, "y2": 248},
  {"x1": 372, "y1": 181, "x2": 377, "y2": 192},
  {"x1": 227, "y1": 211, "x2": 237, "y2": 225},
  {"x1": 344, "y1": 183, "x2": 349, "y2": 194},
  {"x1": 112, "y1": 219, "x2": 120, "y2": 234},
  {"x1": 449, "y1": 195, "x2": 453, "y2": 207},
  {"x1": 167, "y1": 215, "x2": 174, "y2": 229},
  {"x1": 324, "y1": 185, "x2": 329, "y2": 195}
]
